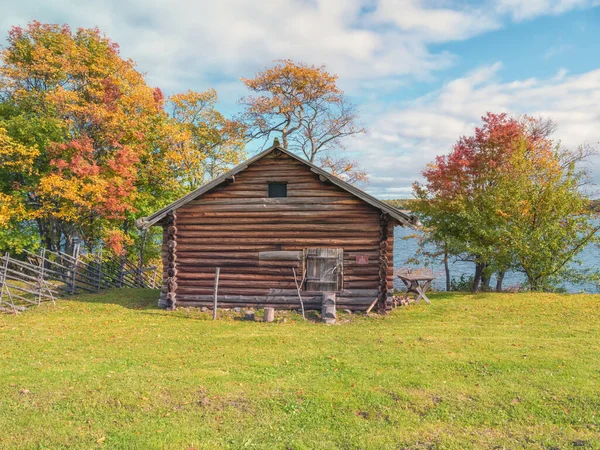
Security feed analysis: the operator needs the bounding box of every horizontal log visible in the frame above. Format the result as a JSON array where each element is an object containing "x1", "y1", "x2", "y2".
[
  {"x1": 237, "y1": 169, "x2": 315, "y2": 177},
  {"x1": 178, "y1": 280, "x2": 298, "y2": 288},
  {"x1": 178, "y1": 273, "x2": 293, "y2": 282},
  {"x1": 173, "y1": 299, "x2": 381, "y2": 311},
  {"x1": 206, "y1": 182, "x2": 345, "y2": 191},
  {"x1": 175, "y1": 295, "x2": 378, "y2": 304},
  {"x1": 176, "y1": 223, "x2": 380, "y2": 232},
  {"x1": 196, "y1": 191, "x2": 267, "y2": 198},
  {"x1": 176, "y1": 260, "x2": 301, "y2": 268},
  {"x1": 175, "y1": 295, "x2": 378, "y2": 303},
  {"x1": 176, "y1": 238, "x2": 380, "y2": 245},
  {"x1": 163, "y1": 286, "x2": 390, "y2": 297},
  {"x1": 246, "y1": 158, "x2": 306, "y2": 166},
  {"x1": 170, "y1": 249, "x2": 382, "y2": 258},
  {"x1": 179, "y1": 204, "x2": 376, "y2": 213},
  {"x1": 201, "y1": 190, "x2": 353, "y2": 199},
  {"x1": 169, "y1": 246, "x2": 385, "y2": 254},
  {"x1": 177, "y1": 258, "x2": 262, "y2": 266},
  {"x1": 194, "y1": 197, "x2": 363, "y2": 206},
  {"x1": 174, "y1": 216, "x2": 380, "y2": 224},
  {"x1": 176, "y1": 266, "x2": 299, "y2": 276},
  {"x1": 269, "y1": 289, "x2": 379, "y2": 297},
  {"x1": 175, "y1": 288, "x2": 270, "y2": 295},
  {"x1": 175, "y1": 245, "x2": 279, "y2": 252},
  {"x1": 169, "y1": 251, "x2": 258, "y2": 259},
  {"x1": 174, "y1": 266, "x2": 384, "y2": 278},
  {"x1": 176, "y1": 273, "x2": 379, "y2": 283},
  {"x1": 176, "y1": 231, "x2": 375, "y2": 239},
  {"x1": 220, "y1": 175, "x2": 320, "y2": 183}
]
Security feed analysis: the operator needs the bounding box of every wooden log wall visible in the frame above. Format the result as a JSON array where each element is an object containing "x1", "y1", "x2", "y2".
[
  {"x1": 378, "y1": 213, "x2": 389, "y2": 314},
  {"x1": 159, "y1": 151, "x2": 396, "y2": 311}
]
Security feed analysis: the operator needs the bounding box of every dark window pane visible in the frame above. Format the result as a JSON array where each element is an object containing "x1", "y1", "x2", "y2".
[{"x1": 268, "y1": 182, "x2": 287, "y2": 197}]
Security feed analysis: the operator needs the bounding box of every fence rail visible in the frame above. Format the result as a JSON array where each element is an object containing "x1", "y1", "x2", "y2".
[{"x1": 0, "y1": 246, "x2": 158, "y2": 314}]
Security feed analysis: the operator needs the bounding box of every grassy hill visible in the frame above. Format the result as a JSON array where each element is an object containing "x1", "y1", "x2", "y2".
[{"x1": 1, "y1": 290, "x2": 599, "y2": 449}]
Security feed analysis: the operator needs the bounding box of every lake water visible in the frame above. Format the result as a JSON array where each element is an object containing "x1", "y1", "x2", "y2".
[{"x1": 393, "y1": 226, "x2": 600, "y2": 293}]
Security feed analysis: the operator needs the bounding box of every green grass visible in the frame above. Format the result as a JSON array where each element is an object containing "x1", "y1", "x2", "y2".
[{"x1": 1, "y1": 290, "x2": 599, "y2": 449}]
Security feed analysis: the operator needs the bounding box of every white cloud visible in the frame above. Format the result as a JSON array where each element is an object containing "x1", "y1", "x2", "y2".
[
  {"x1": 0, "y1": 0, "x2": 599, "y2": 198},
  {"x1": 370, "y1": 0, "x2": 501, "y2": 42},
  {"x1": 356, "y1": 65, "x2": 600, "y2": 198},
  {"x1": 2, "y1": 0, "x2": 595, "y2": 97},
  {"x1": 495, "y1": 0, "x2": 600, "y2": 20}
]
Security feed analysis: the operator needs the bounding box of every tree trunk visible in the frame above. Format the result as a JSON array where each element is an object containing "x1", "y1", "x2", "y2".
[
  {"x1": 443, "y1": 248, "x2": 451, "y2": 292},
  {"x1": 472, "y1": 262, "x2": 485, "y2": 292},
  {"x1": 63, "y1": 232, "x2": 75, "y2": 257},
  {"x1": 495, "y1": 271, "x2": 505, "y2": 292},
  {"x1": 481, "y1": 271, "x2": 491, "y2": 291}
]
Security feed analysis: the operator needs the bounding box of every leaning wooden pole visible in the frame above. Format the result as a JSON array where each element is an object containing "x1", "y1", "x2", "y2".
[
  {"x1": 37, "y1": 248, "x2": 45, "y2": 305},
  {"x1": 165, "y1": 211, "x2": 178, "y2": 310},
  {"x1": 213, "y1": 267, "x2": 220, "y2": 320},
  {"x1": 377, "y1": 213, "x2": 389, "y2": 314}
]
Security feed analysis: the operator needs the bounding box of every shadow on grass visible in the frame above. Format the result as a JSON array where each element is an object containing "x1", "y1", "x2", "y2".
[
  {"x1": 65, "y1": 288, "x2": 161, "y2": 310},
  {"x1": 66, "y1": 289, "x2": 465, "y2": 318}
]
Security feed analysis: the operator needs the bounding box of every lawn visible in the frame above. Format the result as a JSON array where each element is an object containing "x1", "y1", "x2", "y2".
[{"x1": 0, "y1": 290, "x2": 599, "y2": 449}]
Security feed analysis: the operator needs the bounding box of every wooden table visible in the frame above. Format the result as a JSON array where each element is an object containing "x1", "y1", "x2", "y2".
[{"x1": 397, "y1": 274, "x2": 435, "y2": 304}]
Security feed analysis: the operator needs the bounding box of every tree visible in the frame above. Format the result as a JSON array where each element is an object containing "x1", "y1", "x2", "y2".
[
  {"x1": 413, "y1": 113, "x2": 599, "y2": 292},
  {"x1": 413, "y1": 113, "x2": 526, "y2": 291},
  {"x1": 0, "y1": 22, "x2": 177, "y2": 255},
  {"x1": 496, "y1": 141, "x2": 600, "y2": 290},
  {"x1": 169, "y1": 89, "x2": 245, "y2": 189},
  {"x1": 239, "y1": 59, "x2": 367, "y2": 183},
  {"x1": 319, "y1": 155, "x2": 368, "y2": 184}
]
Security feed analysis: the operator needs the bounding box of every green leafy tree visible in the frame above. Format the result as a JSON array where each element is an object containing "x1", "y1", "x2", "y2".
[
  {"x1": 496, "y1": 142, "x2": 600, "y2": 290},
  {"x1": 413, "y1": 113, "x2": 599, "y2": 292}
]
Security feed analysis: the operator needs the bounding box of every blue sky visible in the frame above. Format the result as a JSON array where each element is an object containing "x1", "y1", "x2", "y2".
[{"x1": 1, "y1": 0, "x2": 599, "y2": 198}]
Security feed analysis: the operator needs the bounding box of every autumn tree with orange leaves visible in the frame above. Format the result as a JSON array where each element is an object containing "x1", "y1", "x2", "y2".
[
  {"x1": 0, "y1": 22, "x2": 243, "y2": 258},
  {"x1": 240, "y1": 59, "x2": 367, "y2": 183},
  {"x1": 0, "y1": 22, "x2": 173, "y2": 255}
]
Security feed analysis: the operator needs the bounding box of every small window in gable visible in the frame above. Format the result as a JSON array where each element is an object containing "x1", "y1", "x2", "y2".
[{"x1": 268, "y1": 182, "x2": 287, "y2": 198}]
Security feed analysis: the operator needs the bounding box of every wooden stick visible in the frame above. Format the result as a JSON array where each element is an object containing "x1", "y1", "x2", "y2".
[
  {"x1": 292, "y1": 267, "x2": 306, "y2": 319},
  {"x1": 213, "y1": 267, "x2": 220, "y2": 320},
  {"x1": 365, "y1": 297, "x2": 378, "y2": 314}
]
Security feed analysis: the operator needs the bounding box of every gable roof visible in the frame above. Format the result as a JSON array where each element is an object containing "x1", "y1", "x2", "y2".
[{"x1": 135, "y1": 145, "x2": 419, "y2": 229}]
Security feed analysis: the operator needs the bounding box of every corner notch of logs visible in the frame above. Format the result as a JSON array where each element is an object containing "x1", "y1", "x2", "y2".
[{"x1": 165, "y1": 210, "x2": 178, "y2": 310}]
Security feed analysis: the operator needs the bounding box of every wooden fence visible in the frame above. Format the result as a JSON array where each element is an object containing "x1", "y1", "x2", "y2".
[{"x1": 0, "y1": 246, "x2": 158, "y2": 314}]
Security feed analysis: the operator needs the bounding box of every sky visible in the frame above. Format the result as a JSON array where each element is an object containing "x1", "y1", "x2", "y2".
[{"x1": 1, "y1": 0, "x2": 599, "y2": 198}]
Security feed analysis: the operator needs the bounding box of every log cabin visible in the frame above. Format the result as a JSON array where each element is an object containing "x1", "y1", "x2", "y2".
[{"x1": 136, "y1": 144, "x2": 419, "y2": 312}]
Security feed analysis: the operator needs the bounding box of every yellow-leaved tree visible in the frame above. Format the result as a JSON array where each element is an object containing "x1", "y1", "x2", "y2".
[{"x1": 169, "y1": 89, "x2": 246, "y2": 189}]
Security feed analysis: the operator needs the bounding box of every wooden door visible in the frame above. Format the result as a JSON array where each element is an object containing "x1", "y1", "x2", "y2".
[{"x1": 304, "y1": 248, "x2": 343, "y2": 292}]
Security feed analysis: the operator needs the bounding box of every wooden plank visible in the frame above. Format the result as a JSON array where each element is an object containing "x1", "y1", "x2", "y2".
[{"x1": 258, "y1": 251, "x2": 302, "y2": 261}]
